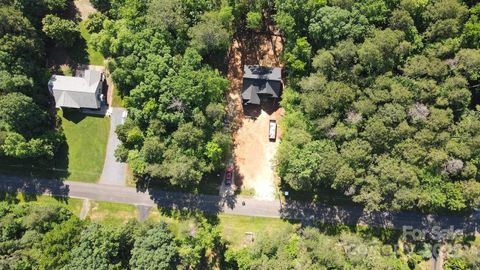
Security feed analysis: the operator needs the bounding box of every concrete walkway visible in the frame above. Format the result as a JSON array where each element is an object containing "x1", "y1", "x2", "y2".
[
  {"x1": 137, "y1": 205, "x2": 151, "y2": 222},
  {"x1": 0, "y1": 175, "x2": 478, "y2": 234},
  {"x1": 79, "y1": 199, "x2": 90, "y2": 220},
  {"x1": 99, "y1": 107, "x2": 126, "y2": 186}
]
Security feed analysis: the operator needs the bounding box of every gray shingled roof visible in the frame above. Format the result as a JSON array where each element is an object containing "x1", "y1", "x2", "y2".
[
  {"x1": 48, "y1": 70, "x2": 102, "y2": 109},
  {"x1": 242, "y1": 65, "x2": 282, "y2": 105}
]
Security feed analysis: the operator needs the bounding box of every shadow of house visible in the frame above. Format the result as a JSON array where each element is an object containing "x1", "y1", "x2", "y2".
[
  {"x1": 62, "y1": 108, "x2": 87, "y2": 123},
  {"x1": 243, "y1": 98, "x2": 281, "y2": 118}
]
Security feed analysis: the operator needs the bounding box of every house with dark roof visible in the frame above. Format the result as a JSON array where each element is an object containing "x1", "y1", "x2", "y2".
[
  {"x1": 242, "y1": 65, "x2": 282, "y2": 105},
  {"x1": 48, "y1": 69, "x2": 103, "y2": 109}
]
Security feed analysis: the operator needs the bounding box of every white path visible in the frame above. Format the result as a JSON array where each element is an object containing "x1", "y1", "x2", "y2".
[{"x1": 79, "y1": 199, "x2": 90, "y2": 220}]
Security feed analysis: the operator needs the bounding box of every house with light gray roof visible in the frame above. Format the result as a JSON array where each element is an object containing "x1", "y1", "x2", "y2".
[
  {"x1": 48, "y1": 69, "x2": 103, "y2": 109},
  {"x1": 242, "y1": 65, "x2": 282, "y2": 105}
]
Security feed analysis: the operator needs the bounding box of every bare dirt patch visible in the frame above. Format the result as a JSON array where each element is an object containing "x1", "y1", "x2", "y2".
[
  {"x1": 234, "y1": 104, "x2": 284, "y2": 200},
  {"x1": 74, "y1": 0, "x2": 97, "y2": 20},
  {"x1": 227, "y1": 26, "x2": 284, "y2": 200}
]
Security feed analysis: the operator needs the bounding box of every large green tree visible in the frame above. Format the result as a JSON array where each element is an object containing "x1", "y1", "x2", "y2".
[
  {"x1": 277, "y1": 0, "x2": 480, "y2": 213},
  {"x1": 129, "y1": 224, "x2": 179, "y2": 270},
  {"x1": 42, "y1": 15, "x2": 79, "y2": 47}
]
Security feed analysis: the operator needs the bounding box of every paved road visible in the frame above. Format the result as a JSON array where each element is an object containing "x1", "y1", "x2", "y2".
[
  {"x1": 0, "y1": 175, "x2": 477, "y2": 234},
  {"x1": 99, "y1": 107, "x2": 126, "y2": 186}
]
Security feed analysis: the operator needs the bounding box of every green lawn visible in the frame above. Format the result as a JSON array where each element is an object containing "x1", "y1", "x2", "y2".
[
  {"x1": 30, "y1": 196, "x2": 84, "y2": 216},
  {"x1": 60, "y1": 65, "x2": 73, "y2": 76},
  {"x1": 148, "y1": 207, "x2": 296, "y2": 248},
  {"x1": 147, "y1": 208, "x2": 192, "y2": 236},
  {"x1": 125, "y1": 165, "x2": 136, "y2": 187},
  {"x1": 236, "y1": 187, "x2": 256, "y2": 197},
  {"x1": 88, "y1": 201, "x2": 138, "y2": 226},
  {"x1": 85, "y1": 203, "x2": 296, "y2": 248},
  {"x1": 59, "y1": 109, "x2": 109, "y2": 182},
  {"x1": 218, "y1": 215, "x2": 296, "y2": 249},
  {"x1": 12, "y1": 193, "x2": 84, "y2": 216},
  {"x1": 111, "y1": 86, "x2": 123, "y2": 107},
  {"x1": 79, "y1": 21, "x2": 104, "y2": 66}
]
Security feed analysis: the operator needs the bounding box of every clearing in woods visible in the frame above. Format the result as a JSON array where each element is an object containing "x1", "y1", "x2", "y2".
[{"x1": 226, "y1": 16, "x2": 284, "y2": 201}]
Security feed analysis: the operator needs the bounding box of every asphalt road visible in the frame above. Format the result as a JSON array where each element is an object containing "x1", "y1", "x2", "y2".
[
  {"x1": 0, "y1": 175, "x2": 477, "y2": 235},
  {"x1": 99, "y1": 107, "x2": 126, "y2": 186}
]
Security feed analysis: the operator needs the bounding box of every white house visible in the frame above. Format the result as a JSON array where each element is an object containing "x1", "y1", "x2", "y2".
[{"x1": 48, "y1": 69, "x2": 103, "y2": 109}]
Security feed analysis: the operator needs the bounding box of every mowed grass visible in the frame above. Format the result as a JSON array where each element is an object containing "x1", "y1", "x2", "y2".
[
  {"x1": 60, "y1": 110, "x2": 109, "y2": 182},
  {"x1": 81, "y1": 203, "x2": 296, "y2": 248},
  {"x1": 111, "y1": 86, "x2": 123, "y2": 107},
  {"x1": 30, "y1": 196, "x2": 84, "y2": 216},
  {"x1": 218, "y1": 214, "x2": 296, "y2": 249},
  {"x1": 88, "y1": 201, "x2": 138, "y2": 226},
  {"x1": 12, "y1": 193, "x2": 84, "y2": 216},
  {"x1": 79, "y1": 21, "x2": 104, "y2": 66},
  {"x1": 148, "y1": 207, "x2": 296, "y2": 248}
]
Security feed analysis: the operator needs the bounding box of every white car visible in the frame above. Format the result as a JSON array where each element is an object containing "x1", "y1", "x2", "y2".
[{"x1": 269, "y1": 120, "x2": 277, "y2": 141}]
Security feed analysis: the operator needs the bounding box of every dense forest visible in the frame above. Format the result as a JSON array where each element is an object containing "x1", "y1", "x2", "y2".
[
  {"x1": 1, "y1": 0, "x2": 480, "y2": 213},
  {"x1": 1, "y1": 0, "x2": 480, "y2": 269},
  {"x1": 275, "y1": 0, "x2": 480, "y2": 213},
  {"x1": 3, "y1": 201, "x2": 478, "y2": 269},
  {"x1": 0, "y1": 0, "x2": 69, "y2": 161},
  {"x1": 0, "y1": 202, "x2": 223, "y2": 269},
  {"x1": 85, "y1": 0, "x2": 235, "y2": 187},
  {"x1": 92, "y1": 0, "x2": 480, "y2": 213},
  {"x1": 1, "y1": 0, "x2": 479, "y2": 211}
]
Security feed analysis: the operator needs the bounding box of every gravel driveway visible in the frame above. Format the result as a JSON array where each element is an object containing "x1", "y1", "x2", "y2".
[{"x1": 99, "y1": 107, "x2": 126, "y2": 186}]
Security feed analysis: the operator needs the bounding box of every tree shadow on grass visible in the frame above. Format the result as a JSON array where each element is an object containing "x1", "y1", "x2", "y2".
[
  {"x1": 69, "y1": 36, "x2": 89, "y2": 65},
  {"x1": 154, "y1": 206, "x2": 221, "y2": 227},
  {"x1": 0, "y1": 175, "x2": 70, "y2": 203},
  {"x1": 147, "y1": 187, "x2": 227, "y2": 221},
  {"x1": 0, "y1": 142, "x2": 70, "y2": 182},
  {"x1": 0, "y1": 133, "x2": 71, "y2": 203},
  {"x1": 52, "y1": 142, "x2": 70, "y2": 180},
  {"x1": 132, "y1": 171, "x2": 237, "y2": 221},
  {"x1": 46, "y1": 36, "x2": 89, "y2": 72}
]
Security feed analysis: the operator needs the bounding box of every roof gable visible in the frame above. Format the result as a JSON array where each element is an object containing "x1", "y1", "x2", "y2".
[
  {"x1": 48, "y1": 69, "x2": 102, "y2": 109},
  {"x1": 49, "y1": 70, "x2": 102, "y2": 94},
  {"x1": 242, "y1": 66, "x2": 282, "y2": 105}
]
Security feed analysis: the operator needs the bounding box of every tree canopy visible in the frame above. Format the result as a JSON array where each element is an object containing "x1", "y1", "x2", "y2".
[
  {"x1": 0, "y1": 2, "x2": 65, "y2": 161},
  {"x1": 91, "y1": 0, "x2": 232, "y2": 188},
  {"x1": 129, "y1": 224, "x2": 178, "y2": 270},
  {"x1": 276, "y1": 0, "x2": 480, "y2": 213}
]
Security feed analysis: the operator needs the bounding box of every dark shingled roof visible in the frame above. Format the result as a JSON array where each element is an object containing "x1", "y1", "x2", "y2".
[{"x1": 242, "y1": 65, "x2": 282, "y2": 105}]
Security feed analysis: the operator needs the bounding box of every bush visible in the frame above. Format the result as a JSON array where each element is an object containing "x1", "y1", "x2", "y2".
[
  {"x1": 246, "y1": 11, "x2": 262, "y2": 30},
  {"x1": 90, "y1": 0, "x2": 110, "y2": 13},
  {"x1": 85, "y1": 12, "x2": 106, "y2": 33}
]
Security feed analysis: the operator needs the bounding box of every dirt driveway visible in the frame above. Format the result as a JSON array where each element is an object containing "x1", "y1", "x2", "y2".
[
  {"x1": 226, "y1": 26, "x2": 284, "y2": 200},
  {"x1": 234, "y1": 104, "x2": 284, "y2": 200},
  {"x1": 74, "y1": 0, "x2": 97, "y2": 20}
]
